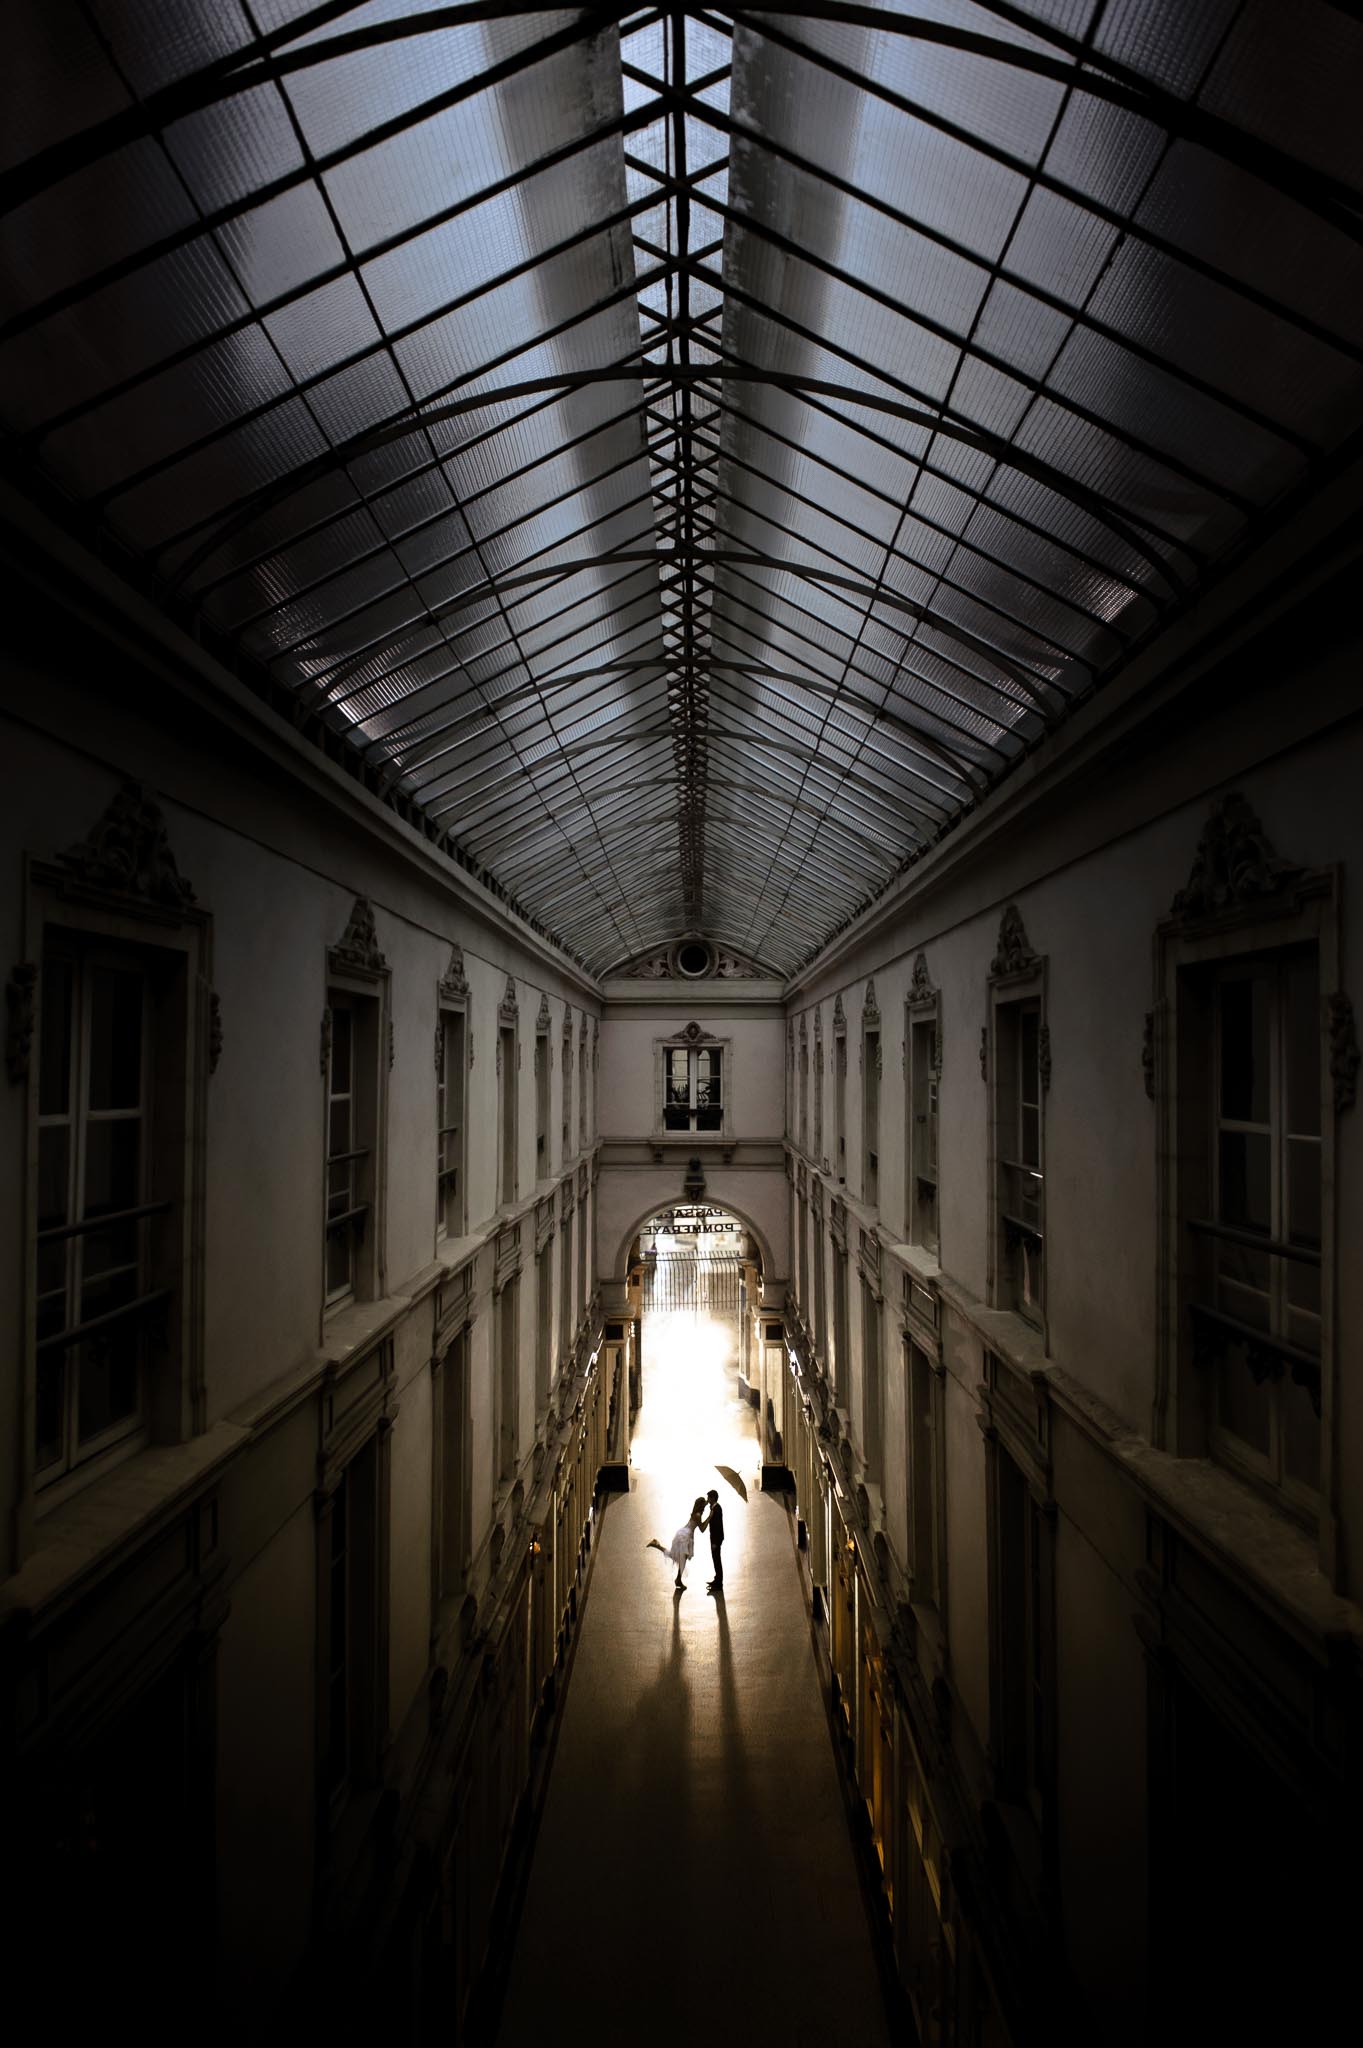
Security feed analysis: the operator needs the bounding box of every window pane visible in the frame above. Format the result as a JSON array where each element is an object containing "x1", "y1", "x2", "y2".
[
  {"x1": 329, "y1": 1097, "x2": 350, "y2": 1157},
  {"x1": 77, "y1": 1325, "x2": 140, "y2": 1442},
  {"x1": 1219, "y1": 973, "x2": 1269, "y2": 1123},
  {"x1": 1282, "y1": 1370, "x2": 1321, "y2": 1492},
  {"x1": 35, "y1": 1354, "x2": 65, "y2": 1471},
  {"x1": 88, "y1": 967, "x2": 143, "y2": 1112},
  {"x1": 1019, "y1": 1007, "x2": 1038, "y2": 1100},
  {"x1": 82, "y1": 1219, "x2": 139, "y2": 1280},
  {"x1": 327, "y1": 1223, "x2": 352, "y2": 1295},
  {"x1": 1218, "y1": 1345, "x2": 1270, "y2": 1454},
  {"x1": 39, "y1": 1125, "x2": 70, "y2": 1230},
  {"x1": 1020, "y1": 1103, "x2": 1040, "y2": 1168},
  {"x1": 1217, "y1": 1130, "x2": 1270, "y2": 1232},
  {"x1": 1284, "y1": 952, "x2": 1320, "y2": 1137},
  {"x1": 330, "y1": 1004, "x2": 352, "y2": 1093},
  {"x1": 40, "y1": 956, "x2": 73, "y2": 1117},
  {"x1": 1286, "y1": 1135, "x2": 1320, "y2": 1249},
  {"x1": 85, "y1": 1117, "x2": 141, "y2": 1217}
]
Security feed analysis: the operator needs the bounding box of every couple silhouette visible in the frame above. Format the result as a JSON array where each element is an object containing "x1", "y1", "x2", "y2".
[{"x1": 650, "y1": 1488, "x2": 725, "y2": 1595}]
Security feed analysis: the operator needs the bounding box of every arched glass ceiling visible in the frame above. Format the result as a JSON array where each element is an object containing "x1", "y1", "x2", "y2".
[{"x1": 2, "y1": 3, "x2": 1361, "y2": 977}]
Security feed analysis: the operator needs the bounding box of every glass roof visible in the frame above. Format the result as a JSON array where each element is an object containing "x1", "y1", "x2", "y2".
[{"x1": 3, "y1": 2, "x2": 1361, "y2": 977}]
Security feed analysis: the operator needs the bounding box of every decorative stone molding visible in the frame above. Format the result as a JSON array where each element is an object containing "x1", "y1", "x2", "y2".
[
  {"x1": 208, "y1": 989, "x2": 223, "y2": 1076},
  {"x1": 592, "y1": 1018, "x2": 599, "y2": 1064},
  {"x1": 579, "y1": 1013, "x2": 589, "y2": 1043},
  {"x1": 979, "y1": 1025, "x2": 988, "y2": 1080},
  {"x1": 862, "y1": 977, "x2": 880, "y2": 1030},
  {"x1": 563, "y1": 1008, "x2": 574, "y2": 1046},
  {"x1": 833, "y1": 992, "x2": 846, "y2": 1034},
  {"x1": 1329, "y1": 990, "x2": 1359, "y2": 1111},
  {"x1": 813, "y1": 1007, "x2": 823, "y2": 1050},
  {"x1": 683, "y1": 1155, "x2": 706, "y2": 1199},
  {"x1": 536, "y1": 992, "x2": 551, "y2": 1034},
  {"x1": 6, "y1": 962, "x2": 37, "y2": 1084},
  {"x1": 59, "y1": 780, "x2": 196, "y2": 909},
  {"x1": 1038, "y1": 1023, "x2": 1052, "y2": 1093},
  {"x1": 438, "y1": 943, "x2": 469, "y2": 1003},
  {"x1": 330, "y1": 894, "x2": 387, "y2": 976},
  {"x1": 678, "y1": 1020, "x2": 720, "y2": 1043},
  {"x1": 798, "y1": 1013, "x2": 807, "y2": 1046},
  {"x1": 910, "y1": 951, "x2": 935, "y2": 1003},
  {"x1": 715, "y1": 950, "x2": 761, "y2": 979},
  {"x1": 388, "y1": 1018, "x2": 395, "y2": 1070},
  {"x1": 498, "y1": 976, "x2": 519, "y2": 1026},
  {"x1": 990, "y1": 903, "x2": 1036, "y2": 978},
  {"x1": 623, "y1": 950, "x2": 670, "y2": 978},
  {"x1": 320, "y1": 1007, "x2": 332, "y2": 1077},
  {"x1": 1142, "y1": 1011, "x2": 1156, "y2": 1100},
  {"x1": 1171, "y1": 791, "x2": 1300, "y2": 923}
]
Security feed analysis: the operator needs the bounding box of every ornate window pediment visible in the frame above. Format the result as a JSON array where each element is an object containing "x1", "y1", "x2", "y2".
[
  {"x1": 1170, "y1": 791, "x2": 1302, "y2": 925},
  {"x1": 499, "y1": 975, "x2": 519, "y2": 1026},
  {"x1": 990, "y1": 904, "x2": 1037, "y2": 980},
  {"x1": 58, "y1": 780, "x2": 196, "y2": 912},
  {"x1": 536, "y1": 992, "x2": 551, "y2": 1033},
  {"x1": 330, "y1": 895, "x2": 388, "y2": 979},
  {"x1": 862, "y1": 977, "x2": 880, "y2": 1031},
  {"x1": 438, "y1": 943, "x2": 469, "y2": 1003},
  {"x1": 833, "y1": 992, "x2": 846, "y2": 1035}
]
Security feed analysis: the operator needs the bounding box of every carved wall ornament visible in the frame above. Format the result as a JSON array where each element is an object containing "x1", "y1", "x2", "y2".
[
  {"x1": 623, "y1": 950, "x2": 672, "y2": 979},
  {"x1": 990, "y1": 904, "x2": 1037, "y2": 978},
  {"x1": 979, "y1": 1025, "x2": 988, "y2": 1081},
  {"x1": 863, "y1": 977, "x2": 880, "y2": 1030},
  {"x1": 1142, "y1": 1011, "x2": 1156, "y2": 1100},
  {"x1": 331, "y1": 894, "x2": 387, "y2": 975},
  {"x1": 59, "y1": 780, "x2": 196, "y2": 909},
  {"x1": 683, "y1": 1156, "x2": 706, "y2": 1199},
  {"x1": 910, "y1": 951, "x2": 935, "y2": 1002},
  {"x1": 579, "y1": 1013, "x2": 589, "y2": 1042},
  {"x1": 833, "y1": 993, "x2": 846, "y2": 1034},
  {"x1": 438, "y1": 943, "x2": 469, "y2": 1003},
  {"x1": 592, "y1": 1018, "x2": 599, "y2": 1063},
  {"x1": 1038, "y1": 1023, "x2": 1052, "y2": 1093},
  {"x1": 798, "y1": 1013, "x2": 807, "y2": 1046},
  {"x1": 6, "y1": 962, "x2": 38, "y2": 1084},
  {"x1": 208, "y1": 989, "x2": 223, "y2": 1076},
  {"x1": 536, "y1": 992, "x2": 551, "y2": 1034},
  {"x1": 1171, "y1": 791, "x2": 1298, "y2": 922},
  {"x1": 680, "y1": 1020, "x2": 720, "y2": 1043},
  {"x1": 715, "y1": 950, "x2": 761, "y2": 979},
  {"x1": 434, "y1": 1022, "x2": 445, "y2": 1077},
  {"x1": 933, "y1": 1023, "x2": 944, "y2": 1079},
  {"x1": 388, "y1": 1018, "x2": 395, "y2": 1070},
  {"x1": 320, "y1": 1007, "x2": 332, "y2": 1077},
  {"x1": 1328, "y1": 990, "x2": 1359, "y2": 1112},
  {"x1": 563, "y1": 1008, "x2": 574, "y2": 1045},
  {"x1": 498, "y1": 976, "x2": 519, "y2": 1025}
]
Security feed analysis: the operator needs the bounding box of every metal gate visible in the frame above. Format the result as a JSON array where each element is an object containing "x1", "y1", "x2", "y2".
[{"x1": 642, "y1": 1250, "x2": 743, "y2": 1315}]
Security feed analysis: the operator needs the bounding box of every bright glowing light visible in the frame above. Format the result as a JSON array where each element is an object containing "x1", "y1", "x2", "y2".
[{"x1": 629, "y1": 1309, "x2": 756, "y2": 1484}]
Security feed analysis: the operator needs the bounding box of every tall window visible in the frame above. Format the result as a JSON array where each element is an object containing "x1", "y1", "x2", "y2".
[
  {"x1": 663, "y1": 1044, "x2": 723, "y2": 1131},
  {"x1": 908, "y1": 1339, "x2": 941, "y2": 1607},
  {"x1": 436, "y1": 1007, "x2": 466, "y2": 1241},
  {"x1": 578, "y1": 1030, "x2": 588, "y2": 1149},
  {"x1": 813, "y1": 1028, "x2": 824, "y2": 1159},
  {"x1": 995, "y1": 997, "x2": 1044, "y2": 1323},
  {"x1": 993, "y1": 1441, "x2": 1052, "y2": 1824},
  {"x1": 437, "y1": 1327, "x2": 470, "y2": 1601},
  {"x1": 325, "y1": 990, "x2": 380, "y2": 1310},
  {"x1": 834, "y1": 1029, "x2": 847, "y2": 1182},
  {"x1": 323, "y1": 1436, "x2": 380, "y2": 1810},
  {"x1": 36, "y1": 947, "x2": 155, "y2": 1482},
  {"x1": 536, "y1": 1235, "x2": 553, "y2": 1412},
  {"x1": 833, "y1": 1234, "x2": 849, "y2": 1398},
  {"x1": 863, "y1": 1030, "x2": 880, "y2": 1208},
  {"x1": 860, "y1": 1279, "x2": 882, "y2": 1478},
  {"x1": 1189, "y1": 950, "x2": 1321, "y2": 1506},
  {"x1": 498, "y1": 1024, "x2": 517, "y2": 1206},
  {"x1": 534, "y1": 1025, "x2": 550, "y2": 1175},
  {"x1": 799, "y1": 1028, "x2": 809, "y2": 1150},
  {"x1": 560, "y1": 1202, "x2": 573, "y2": 1368},
  {"x1": 909, "y1": 1013, "x2": 940, "y2": 1253},
  {"x1": 562, "y1": 1017, "x2": 574, "y2": 1157},
  {"x1": 496, "y1": 1274, "x2": 520, "y2": 1484}
]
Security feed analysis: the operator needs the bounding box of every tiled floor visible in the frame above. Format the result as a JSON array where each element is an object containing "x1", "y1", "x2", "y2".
[{"x1": 494, "y1": 1313, "x2": 891, "y2": 2047}]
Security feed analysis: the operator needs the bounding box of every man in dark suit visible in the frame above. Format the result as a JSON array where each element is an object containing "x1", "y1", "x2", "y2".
[{"x1": 702, "y1": 1488, "x2": 725, "y2": 1593}]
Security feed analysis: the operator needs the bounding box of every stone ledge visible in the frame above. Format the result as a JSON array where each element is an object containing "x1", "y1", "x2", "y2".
[{"x1": 2, "y1": 1421, "x2": 246, "y2": 1624}]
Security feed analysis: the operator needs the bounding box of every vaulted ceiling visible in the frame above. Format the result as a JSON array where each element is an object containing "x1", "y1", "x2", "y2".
[{"x1": 3, "y1": 3, "x2": 1361, "y2": 976}]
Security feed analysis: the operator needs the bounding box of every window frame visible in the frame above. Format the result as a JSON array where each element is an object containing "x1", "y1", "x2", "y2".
[
  {"x1": 1154, "y1": 846, "x2": 1339, "y2": 1565},
  {"x1": 861, "y1": 982, "x2": 881, "y2": 1210},
  {"x1": 987, "y1": 915, "x2": 1047, "y2": 1335},
  {"x1": 534, "y1": 998, "x2": 551, "y2": 1179},
  {"x1": 435, "y1": 1001, "x2": 468, "y2": 1245},
  {"x1": 324, "y1": 978, "x2": 385, "y2": 1316},
  {"x1": 653, "y1": 1026, "x2": 730, "y2": 1138},
  {"x1": 907, "y1": 957, "x2": 943, "y2": 1256},
  {"x1": 19, "y1": 821, "x2": 211, "y2": 1541}
]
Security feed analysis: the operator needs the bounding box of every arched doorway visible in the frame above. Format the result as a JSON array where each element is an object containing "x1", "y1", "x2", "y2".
[{"x1": 623, "y1": 1203, "x2": 764, "y2": 1490}]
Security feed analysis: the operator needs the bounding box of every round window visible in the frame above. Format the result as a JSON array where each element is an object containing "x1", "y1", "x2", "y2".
[{"x1": 674, "y1": 940, "x2": 713, "y2": 978}]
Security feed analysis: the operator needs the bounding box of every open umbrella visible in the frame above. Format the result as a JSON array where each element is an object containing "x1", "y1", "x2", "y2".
[{"x1": 715, "y1": 1464, "x2": 748, "y2": 1502}]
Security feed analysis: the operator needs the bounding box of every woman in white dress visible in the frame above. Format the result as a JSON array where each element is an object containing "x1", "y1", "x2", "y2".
[{"x1": 661, "y1": 1498, "x2": 707, "y2": 1592}]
